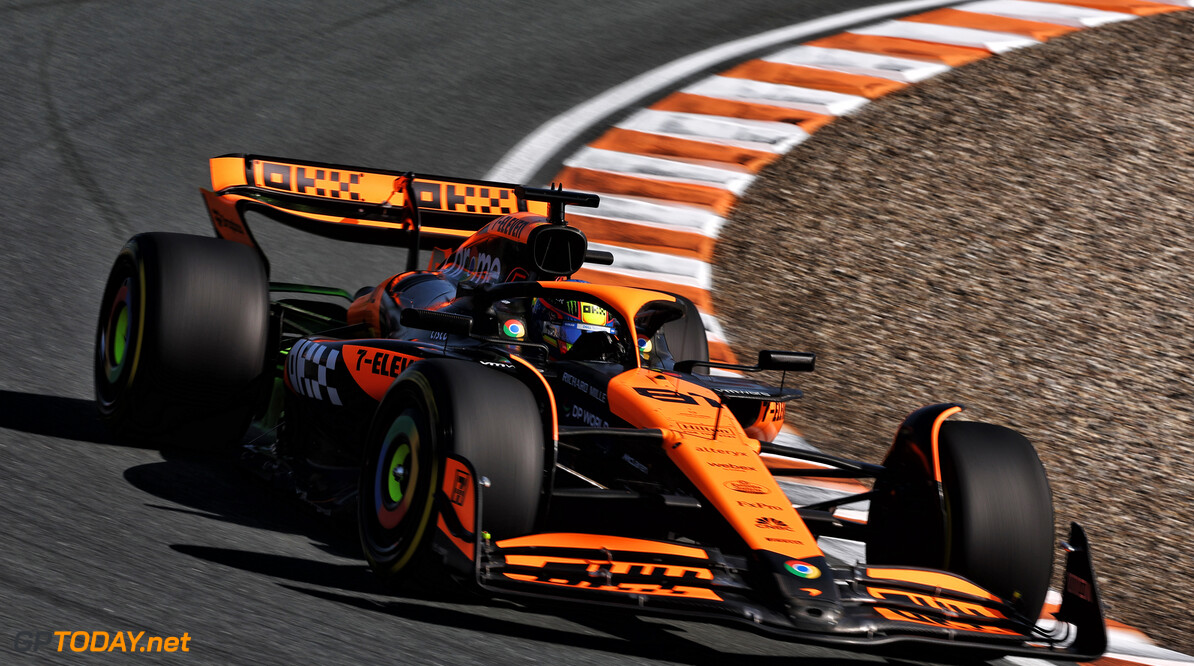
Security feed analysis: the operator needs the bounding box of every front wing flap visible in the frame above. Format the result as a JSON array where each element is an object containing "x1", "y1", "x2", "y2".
[{"x1": 437, "y1": 466, "x2": 1106, "y2": 660}]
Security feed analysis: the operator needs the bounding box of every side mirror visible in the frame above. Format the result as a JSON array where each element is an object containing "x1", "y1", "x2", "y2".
[
  {"x1": 757, "y1": 350, "x2": 815, "y2": 372},
  {"x1": 584, "y1": 249, "x2": 614, "y2": 266},
  {"x1": 400, "y1": 308, "x2": 473, "y2": 337}
]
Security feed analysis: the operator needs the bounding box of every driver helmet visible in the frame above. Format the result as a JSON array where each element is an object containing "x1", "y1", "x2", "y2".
[{"x1": 531, "y1": 297, "x2": 615, "y2": 357}]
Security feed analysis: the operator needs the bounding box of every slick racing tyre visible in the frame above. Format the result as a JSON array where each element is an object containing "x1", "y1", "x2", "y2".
[
  {"x1": 359, "y1": 359, "x2": 544, "y2": 588},
  {"x1": 869, "y1": 421, "x2": 1054, "y2": 620},
  {"x1": 936, "y1": 422, "x2": 1054, "y2": 620},
  {"x1": 95, "y1": 233, "x2": 269, "y2": 450}
]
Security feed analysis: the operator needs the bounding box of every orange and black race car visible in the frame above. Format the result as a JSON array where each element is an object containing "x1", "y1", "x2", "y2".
[{"x1": 95, "y1": 154, "x2": 1106, "y2": 661}]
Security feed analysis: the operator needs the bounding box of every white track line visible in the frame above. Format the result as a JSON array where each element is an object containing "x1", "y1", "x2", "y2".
[
  {"x1": 485, "y1": 0, "x2": 963, "y2": 183},
  {"x1": 581, "y1": 193, "x2": 725, "y2": 234},
  {"x1": 565, "y1": 147, "x2": 756, "y2": 192},
  {"x1": 850, "y1": 19, "x2": 1041, "y2": 51},
  {"x1": 763, "y1": 45, "x2": 952, "y2": 82},
  {"x1": 585, "y1": 241, "x2": 711, "y2": 284},
  {"x1": 682, "y1": 76, "x2": 870, "y2": 116},
  {"x1": 957, "y1": 0, "x2": 1140, "y2": 27},
  {"x1": 619, "y1": 109, "x2": 810, "y2": 152}
]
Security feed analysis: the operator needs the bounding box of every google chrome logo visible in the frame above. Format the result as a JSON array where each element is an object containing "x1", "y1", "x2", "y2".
[{"x1": 784, "y1": 560, "x2": 821, "y2": 579}]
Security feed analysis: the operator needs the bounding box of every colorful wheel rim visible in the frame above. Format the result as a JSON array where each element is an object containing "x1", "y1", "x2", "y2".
[
  {"x1": 102, "y1": 280, "x2": 133, "y2": 384},
  {"x1": 375, "y1": 414, "x2": 420, "y2": 531}
]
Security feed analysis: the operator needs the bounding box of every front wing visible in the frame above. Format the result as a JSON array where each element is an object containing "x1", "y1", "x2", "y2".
[{"x1": 433, "y1": 454, "x2": 1106, "y2": 660}]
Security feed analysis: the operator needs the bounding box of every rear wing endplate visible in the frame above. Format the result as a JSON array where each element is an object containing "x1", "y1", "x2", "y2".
[{"x1": 200, "y1": 153, "x2": 550, "y2": 265}]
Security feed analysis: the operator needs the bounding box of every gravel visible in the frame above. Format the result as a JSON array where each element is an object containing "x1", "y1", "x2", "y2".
[{"x1": 713, "y1": 10, "x2": 1194, "y2": 654}]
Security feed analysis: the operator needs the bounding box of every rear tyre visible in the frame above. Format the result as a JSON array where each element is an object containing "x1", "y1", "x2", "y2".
[
  {"x1": 359, "y1": 359, "x2": 544, "y2": 588},
  {"x1": 94, "y1": 233, "x2": 269, "y2": 450}
]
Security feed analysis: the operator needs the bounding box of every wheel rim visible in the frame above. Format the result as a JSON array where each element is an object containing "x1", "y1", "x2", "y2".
[
  {"x1": 101, "y1": 280, "x2": 133, "y2": 383},
  {"x1": 386, "y1": 442, "x2": 410, "y2": 505},
  {"x1": 377, "y1": 413, "x2": 420, "y2": 529},
  {"x1": 96, "y1": 259, "x2": 141, "y2": 411}
]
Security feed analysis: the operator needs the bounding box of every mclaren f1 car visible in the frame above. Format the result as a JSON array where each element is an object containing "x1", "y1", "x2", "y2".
[{"x1": 94, "y1": 154, "x2": 1106, "y2": 660}]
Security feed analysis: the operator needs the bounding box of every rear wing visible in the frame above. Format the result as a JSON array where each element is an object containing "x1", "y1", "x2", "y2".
[{"x1": 200, "y1": 153, "x2": 551, "y2": 265}]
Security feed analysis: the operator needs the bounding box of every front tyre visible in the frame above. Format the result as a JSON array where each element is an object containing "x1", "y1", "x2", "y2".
[
  {"x1": 359, "y1": 373, "x2": 441, "y2": 583},
  {"x1": 94, "y1": 233, "x2": 269, "y2": 450},
  {"x1": 359, "y1": 360, "x2": 544, "y2": 587},
  {"x1": 869, "y1": 419, "x2": 1054, "y2": 620},
  {"x1": 938, "y1": 421, "x2": 1054, "y2": 619}
]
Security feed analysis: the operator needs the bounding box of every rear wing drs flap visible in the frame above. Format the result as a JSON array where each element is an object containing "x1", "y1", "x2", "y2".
[{"x1": 200, "y1": 153, "x2": 551, "y2": 267}]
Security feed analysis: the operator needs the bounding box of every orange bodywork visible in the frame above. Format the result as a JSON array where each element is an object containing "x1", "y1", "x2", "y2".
[
  {"x1": 200, "y1": 188, "x2": 255, "y2": 248},
  {"x1": 438, "y1": 457, "x2": 478, "y2": 560},
  {"x1": 342, "y1": 344, "x2": 422, "y2": 401},
  {"x1": 873, "y1": 607, "x2": 1019, "y2": 636},
  {"x1": 219, "y1": 153, "x2": 549, "y2": 215},
  {"x1": 203, "y1": 155, "x2": 550, "y2": 253},
  {"x1": 866, "y1": 567, "x2": 1001, "y2": 602},
  {"x1": 607, "y1": 369, "x2": 821, "y2": 561},
  {"x1": 497, "y1": 532, "x2": 709, "y2": 559},
  {"x1": 929, "y1": 405, "x2": 964, "y2": 482},
  {"x1": 346, "y1": 279, "x2": 395, "y2": 337},
  {"x1": 501, "y1": 572, "x2": 722, "y2": 600},
  {"x1": 495, "y1": 533, "x2": 722, "y2": 600}
]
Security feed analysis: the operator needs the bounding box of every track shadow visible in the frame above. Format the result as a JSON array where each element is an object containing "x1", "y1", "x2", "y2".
[
  {"x1": 123, "y1": 454, "x2": 362, "y2": 560},
  {"x1": 169, "y1": 542, "x2": 493, "y2": 607},
  {"x1": 169, "y1": 545, "x2": 380, "y2": 596},
  {"x1": 0, "y1": 389, "x2": 127, "y2": 446},
  {"x1": 281, "y1": 584, "x2": 881, "y2": 666},
  {"x1": 166, "y1": 543, "x2": 879, "y2": 665}
]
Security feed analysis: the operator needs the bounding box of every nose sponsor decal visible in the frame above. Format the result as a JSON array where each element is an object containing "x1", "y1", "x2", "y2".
[
  {"x1": 784, "y1": 560, "x2": 821, "y2": 579},
  {"x1": 724, "y1": 479, "x2": 769, "y2": 494}
]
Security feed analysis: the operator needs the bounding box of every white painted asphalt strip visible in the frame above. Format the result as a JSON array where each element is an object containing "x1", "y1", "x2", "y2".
[
  {"x1": 957, "y1": 0, "x2": 1140, "y2": 27},
  {"x1": 586, "y1": 241, "x2": 711, "y2": 284},
  {"x1": 684, "y1": 76, "x2": 871, "y2": 116},
  {"x1": 565, "y1": 147, "x2": 757, "y2": 194},
  {"x1": 573, "y1": 200, "x2": 721, "y2": 242},
  {"x1": 1101, "y1": 635, "x2": 1194, "y2": 663},
  {"x1": 763, "y1": 45, "x2": 952, "y2": 82},
  {"x1": 484, "y1": 0, "x2": 961, "y2": 183},
  {"x1": 581, "y1": 193, "x2": 726, "y2": 236},
  {"x1": 850, "y1": 19, "x2": 1040, "y2": 52},
  {"x1": 618, "y1": 109, "x2": 809, "y2": 152},
  {"x1": 580, "y1": 264, "x2": 711, "y2": 291},
  {"x1": 817, "y1": 537, "x2": 867, "y2": 567},
  {"x1": 772, "y1": 427, "x2": 816, "y2": 452},
  {"x1": 778, "y1": 478, "x2": 857, "y2": 507},
  {"x1": 699, "y1": 311, "x2": 728, "y2": 342}
]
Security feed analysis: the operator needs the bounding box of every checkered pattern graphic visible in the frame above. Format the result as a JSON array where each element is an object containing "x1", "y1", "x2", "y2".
[{"x1": 286, "y1": 339, "x2": 342, "y2": 406}]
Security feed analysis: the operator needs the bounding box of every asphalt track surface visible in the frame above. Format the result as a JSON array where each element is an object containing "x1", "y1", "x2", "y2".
[
  {"x1": 0, "y1": 1, "x2": 940, "y2": 666},
  {"x1": 0, "y1": 1, "x2": 1016, "y2": 664}
]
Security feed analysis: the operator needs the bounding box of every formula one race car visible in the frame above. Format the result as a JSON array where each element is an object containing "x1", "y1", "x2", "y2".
[{"x1": 95, "y1": 154, "x2": 1106, "y2": 661}]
